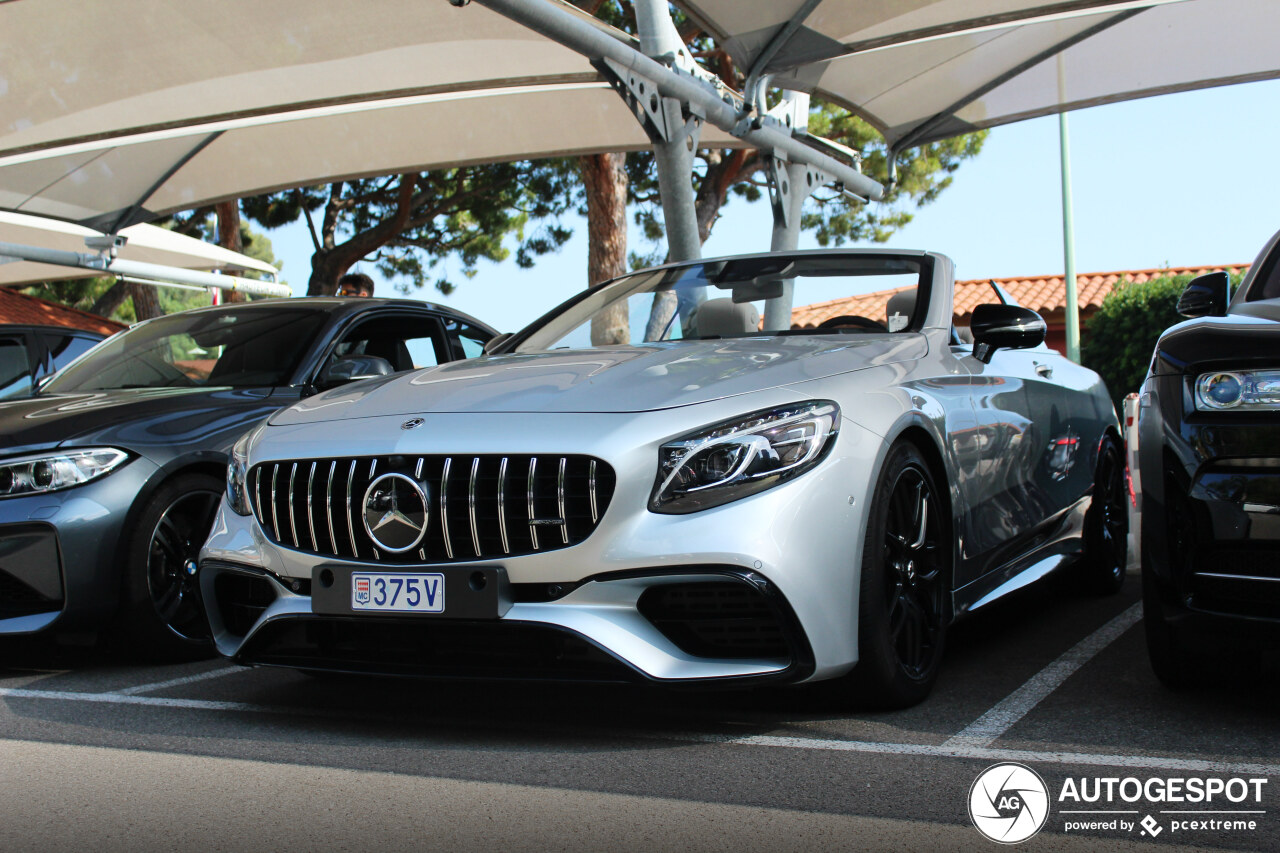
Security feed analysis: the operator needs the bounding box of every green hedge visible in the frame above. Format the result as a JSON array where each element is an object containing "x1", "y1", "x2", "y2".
[{"x1": 1081, "y1": 270, "x2": 1246, "y2": 411}]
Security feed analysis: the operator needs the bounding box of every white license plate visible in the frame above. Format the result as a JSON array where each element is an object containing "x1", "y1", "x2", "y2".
[{"x1": 351, "y1": 572, "x2": 445, "y2": 613}]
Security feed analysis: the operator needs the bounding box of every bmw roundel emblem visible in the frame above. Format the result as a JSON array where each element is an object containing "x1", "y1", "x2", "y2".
[
  {"x1": 362, "y1": 473, "x2": 429, "y2": 553},
  {"x1": 401, "y1": 418, "x2": 425, "y2": 430}
]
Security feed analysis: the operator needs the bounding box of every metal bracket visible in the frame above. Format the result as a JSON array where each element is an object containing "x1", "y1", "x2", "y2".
[
  {"x1": 600, "y1": 57, "x2": 702, "y2": 148},
  {"x1": 767, "y1": 154, "x2": 834, "y2": 230}
]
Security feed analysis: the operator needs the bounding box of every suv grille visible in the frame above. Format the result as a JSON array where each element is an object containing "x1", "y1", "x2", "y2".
[{"x1": 250, "y1": 454, "x2": 615, "y2": 564}]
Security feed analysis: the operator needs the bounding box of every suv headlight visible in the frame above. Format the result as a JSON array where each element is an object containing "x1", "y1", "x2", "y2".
[
  {"x1": 0, "y1": 448, "x2": 129, "y2": 498},
  {"x1": 226, "y1": 423, "x2": 266, "y2": 516},
  {"x1": 651, "y1": 401, "x2": 839, "y2": 514},
  {"x1": 1195, "y1": 370, "x2": 1280, "y2": 411}
]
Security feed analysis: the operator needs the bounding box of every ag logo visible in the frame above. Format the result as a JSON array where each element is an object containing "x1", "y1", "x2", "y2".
[{"x1": 968, "y1": 762, "x2": 1050, "y2": 844}]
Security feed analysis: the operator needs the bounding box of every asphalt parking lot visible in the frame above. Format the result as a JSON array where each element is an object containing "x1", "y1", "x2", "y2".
[{"x1": 2, "y1": 569, "x2": 1276, "y2": 853}]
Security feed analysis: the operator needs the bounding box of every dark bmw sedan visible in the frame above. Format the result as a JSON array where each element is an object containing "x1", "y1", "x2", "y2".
[
  {"x1": 0, "y1": 297, "x2": 493, "y2": 657},
  {"x1": 1139, "y1": 228, "x2": 1280, "y2": 686}
]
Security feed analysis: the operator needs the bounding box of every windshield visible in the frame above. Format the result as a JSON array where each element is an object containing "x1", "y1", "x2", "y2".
[
  {"x1": 44, "y1": 306, "x2": 328, "y2": 392},
  {"x1": 514, "y1": 254, "x2": 927, "y2": 353}
]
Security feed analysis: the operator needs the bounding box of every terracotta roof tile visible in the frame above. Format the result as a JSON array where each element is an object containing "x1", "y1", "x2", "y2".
[
  {"x1": 791, "y1": 263, "x2": 1251, "y2": 328},
  {"x1": 0, "y1": 288, "x2": 126, "y2": 336}
]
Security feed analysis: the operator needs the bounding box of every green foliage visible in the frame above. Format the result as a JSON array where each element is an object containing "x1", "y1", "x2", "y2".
[
  {"x1": 242, "y1": 163, "x2": 575, "y2": 295},
  {"x1": 803, "y1": 106, "x2": 987, "y2": 245},
  {"x1": 1082, "y1": 270, "x2": 1247, "y2": 407}
]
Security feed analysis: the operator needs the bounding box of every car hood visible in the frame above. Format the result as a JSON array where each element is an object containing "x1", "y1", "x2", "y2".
[
  {"x1": 0, "y1": 386, "x2": 273, "y2": 452},
  {"x1": 271, "y1": 335, "x2": 927, "y2": 425}
]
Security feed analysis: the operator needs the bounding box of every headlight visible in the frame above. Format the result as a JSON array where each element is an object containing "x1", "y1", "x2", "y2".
[
  {"x1": 226, "y1": 423, "x2": 266, "y2": 516},
  {"x1": 1194, "y1": 370, "x2": 1280, "y2": 411},
  {"x1": 651, "y1": 401, "x2": 839, "y2": 514},
  {"x1": 0, "y1": 448, "x2": 129, "y2": 498}
]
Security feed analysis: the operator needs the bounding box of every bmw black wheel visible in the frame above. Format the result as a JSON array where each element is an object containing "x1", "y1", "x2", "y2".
[
  {"x1": 1080, "y1": 435, "x2": 1128, "y2": 595},
  {"x1": 122, "y1": 473, "x2": 222, "y2": 659},
  {"x1": 847, "y1": 442, "x2": 949, "y2": 708}
]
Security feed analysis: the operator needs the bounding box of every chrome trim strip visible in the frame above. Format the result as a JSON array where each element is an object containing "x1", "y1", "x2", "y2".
[
  {"x1": 497, "y1": 456, "x2": 510, "y2": 555},
  {"x1": 305, "y1": 461, "x2": 318, "y2": 551},
  {"x1": 252, "y1": 466, "x2": 264, "y2": 526},
  {"x1": 527, "y1": 457, "x2": 539, "y2": 551},
  {"x1": 441, "y1": 457, "x2": 454, "y2": 559},
  {"x1": 368, "y1": 458, "x2": 377, "y2": 479},
  {"x1": 269, "y1": 464, "x2": 280, "y2": 541},
  {"x1": 557, "y1": 456, "x2": 568, "y2": 544},
  {"x1": 346, "y1": 460, "x2": 358, "y2": 559},
  {"x1": 589, "y1": 459, "x2": 598, "y2": 524},
  {"x1": 468, "y1": 456, "x2": 481, "y2": 557},
  {"x1": 325, "y1": 461, "x2": 337, "y2": 555},
  {"x1": 415, "y1": 457, "x2": 424, "y2": 480},
  {"x1": 287, "y1": 462, "x2": 299, "y2": 548},
  {"x1": 1196, "y1": 572, "x2": 1280, "y2": 583}
]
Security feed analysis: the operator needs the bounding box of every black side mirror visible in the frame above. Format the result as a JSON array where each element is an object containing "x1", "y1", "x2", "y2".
[
  {"x1": 317, "y1": 354, "x2": 394, "y2": 389},
  {"x1": 970, "y1": 303, "x2": 1047, "y2": 364},
  {"x1": 1176, "y1": 271, "x2": 1229, "y2": 318}
]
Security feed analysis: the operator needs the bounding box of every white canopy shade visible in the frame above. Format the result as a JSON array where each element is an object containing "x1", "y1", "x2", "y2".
[
  {"x1": 0, "y1": 212, "x2": 279, "y2": 286},
  {"x1": 677, "y1": 0, "x2": 1280, "y2": 148},
  {"x1": 0, "y1": 0, "x2": 738, "y2": 230}
]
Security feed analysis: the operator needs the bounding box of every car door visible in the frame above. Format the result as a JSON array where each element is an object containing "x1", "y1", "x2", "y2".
[
  {"x1": 965, "y1": 338, "x2": 1106, "y2": 579},
  {"x1": 316, "y1": 309, "x2": 452, "y2": 383}
]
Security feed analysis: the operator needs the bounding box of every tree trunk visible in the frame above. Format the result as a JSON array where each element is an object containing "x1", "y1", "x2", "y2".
[
  {"x1": 216, "y1": 200, "x2": 247, "y2": 303},
  {"x1": 89, "y1": 280, "x2": 131, "y2": 318},
  {"x1": 582, "y1": 152, "x2": 629, "y2": 345},
  {"x1": 128, "y1": 281, "x2": 163, "y2": 321}
]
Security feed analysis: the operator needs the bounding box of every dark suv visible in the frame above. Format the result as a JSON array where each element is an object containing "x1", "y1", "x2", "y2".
[
  {"x1": 1139, "y1": 229, "x2": 1280, "y2": 686},
  {"x1": 0, "y1": 297, "x2": 493, "y2": 658}
]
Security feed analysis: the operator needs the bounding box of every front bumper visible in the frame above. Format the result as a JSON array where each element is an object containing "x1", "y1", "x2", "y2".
[
  {"x1": 0, "y1": 456, "x2": 157, "y2": 635},
  {"x1": 200, "y1": 406, "x2": 887, "y2": 683},
  {"x1": 1140, "y1": 376, "x2": 1280, "y2": 627}
]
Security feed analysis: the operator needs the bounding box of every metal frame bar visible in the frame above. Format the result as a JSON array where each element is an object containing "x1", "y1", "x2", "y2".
[
  {"x1": 0, "y1": 239, "x2": 290, "y2": 297},
  {"x1": 472, "y1": 0, "x2": 883, "y2": 206}
]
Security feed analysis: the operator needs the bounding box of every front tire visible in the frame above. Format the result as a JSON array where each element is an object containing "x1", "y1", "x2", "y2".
[
  {"x1": 847, "y1": 442, "x2": 949, "y2": 709},
  {"x1": 121, "y1": 473, "x2": 222, "y2": 660}
]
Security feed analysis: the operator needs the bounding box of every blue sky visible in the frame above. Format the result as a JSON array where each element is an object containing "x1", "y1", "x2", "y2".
[{"x1": 268, "y1": 77, "x2": 1280, "y2": 333}]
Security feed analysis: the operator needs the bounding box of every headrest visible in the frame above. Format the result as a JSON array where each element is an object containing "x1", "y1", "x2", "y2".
[
  {"x1": 693, "y1": 298, "x2": 760, "y2": 338},
  {"x1": 886, "y1": 289, "x2": 916, "y2": 332}
]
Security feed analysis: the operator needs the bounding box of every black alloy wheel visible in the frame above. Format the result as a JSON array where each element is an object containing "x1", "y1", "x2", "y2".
[
  {"x1": 848, "y1": 442, "x2": 949, "y2": 708},
  {"x1": 1080, "y1": 435, "x2": 1129, "y2": 595},
  {"x1": 123, "y1": 473, "x2": 222, "y2": 659}
]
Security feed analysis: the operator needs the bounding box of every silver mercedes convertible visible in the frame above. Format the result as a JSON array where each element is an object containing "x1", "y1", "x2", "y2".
[{"x1": 200, "y1": 249, "x2": 1125, "y2": 707}]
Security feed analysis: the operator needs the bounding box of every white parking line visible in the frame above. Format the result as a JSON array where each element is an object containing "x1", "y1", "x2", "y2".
[
  {"x1": 943, "y1": 602, "x2": 1144, "y2": 749},
  {"x1": 115, "y1": 666, "x2": 247, "y2": 696},
  {"x1": 2, "y1": 680, "x2": 1275, "y2": 777}
]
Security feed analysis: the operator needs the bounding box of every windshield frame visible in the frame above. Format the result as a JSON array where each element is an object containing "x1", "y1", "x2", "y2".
[{"x1": 505, "y1": 250, "x2": 934, "y2": 354}]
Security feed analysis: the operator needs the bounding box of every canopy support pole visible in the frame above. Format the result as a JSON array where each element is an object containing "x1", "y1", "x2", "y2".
[
  {"x1": 633, "y1": 0, "x2": 702, "y2": 263},
  {"x1": 763, "y1": 91, "x2": 816, "y2": 330},
  {"x1": 1059, "y1": 110, "x2": 1081, "y2": 363},
  {"x1": 0, "y1": 239, "x2": 290, "y2": 298}
]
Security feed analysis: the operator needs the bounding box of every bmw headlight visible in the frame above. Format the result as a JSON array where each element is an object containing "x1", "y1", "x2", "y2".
[
  {"x1": 0, "y1": 448, "x2": 129, "y2": 498},
  {"x1": 651, "y1": 401, "x2": 839, "y2": 514},
  {"x1": 226, "y1": 423, "x2": 265, "y2": 516},
  {"x1": 1195, "y1": 370, "x2": 1280, "y2": 411}
]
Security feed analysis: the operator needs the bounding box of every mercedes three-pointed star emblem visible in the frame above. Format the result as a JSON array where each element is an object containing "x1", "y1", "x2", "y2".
[{"x1": 362, "y1": 473, "x2": 429, "y2": 553}]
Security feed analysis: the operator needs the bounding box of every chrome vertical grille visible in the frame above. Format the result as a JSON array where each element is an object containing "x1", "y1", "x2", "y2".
[{"x1": 251, "y1": 454, "x2": 615, "y2": 564}]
